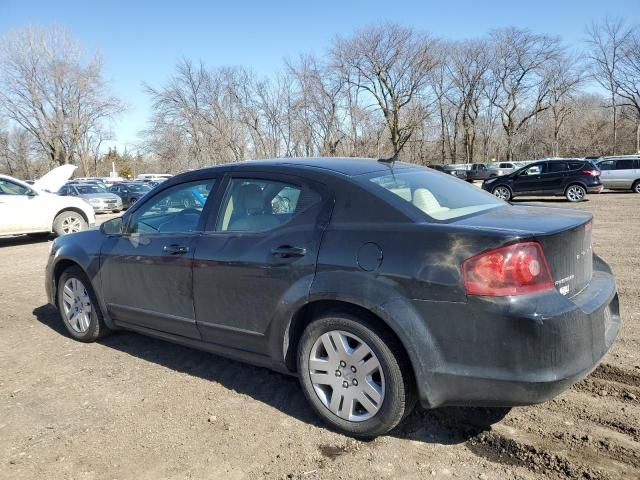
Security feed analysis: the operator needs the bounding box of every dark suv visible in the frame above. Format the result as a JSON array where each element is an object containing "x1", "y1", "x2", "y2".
[{"x1": 482, "y1": 159, "x2": 602, "y2": 202}]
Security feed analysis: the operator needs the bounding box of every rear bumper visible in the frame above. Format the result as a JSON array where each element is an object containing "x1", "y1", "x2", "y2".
[
  {"x1": 587, "y1": 184, "x2": 603, "y2": 193},
  {"x1": 411, "y1": 255, "x2": 620, "y2": 408}
]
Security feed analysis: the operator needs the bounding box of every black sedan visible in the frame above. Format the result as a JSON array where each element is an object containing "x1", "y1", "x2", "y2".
[
  {"x1": 482, "y1": 159, "x2": 603, "y2": 202},
  {"x1": 108, "y1": 182, "x2": 153, "y2": 209},
  {"x1": 45, "y1": 158, "x2": 619, "y2": 438}
]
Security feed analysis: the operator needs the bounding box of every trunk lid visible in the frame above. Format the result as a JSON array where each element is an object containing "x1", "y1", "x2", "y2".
[{"x1": 455, "y1": 204, "x2": 593, "y2": 297}]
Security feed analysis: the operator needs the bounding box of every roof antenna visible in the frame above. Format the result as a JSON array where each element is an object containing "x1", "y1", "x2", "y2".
[{"x1": 378, "y1": 153, "x2": 398, "y2": 164}]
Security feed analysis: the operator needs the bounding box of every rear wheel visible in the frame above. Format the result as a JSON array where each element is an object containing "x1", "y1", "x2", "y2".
[
  {"x1": 633, "y1": 181, "x2": 640, "y2": 193},
  {"x1": 492, "y1": 185, "x2": 512, "y2": 201},
  {"x1": 57, "y1": 266, "x2": 110, "y2": 342},
  {"x1": 53, "y1": 211, "x2": 87, "y2": 236},
  {"x1": 565, "y1": 184, "x2": 586, "y2": 202},
  {"x1": 297, "y1": 313, "x2": 414, "y2": 438}
]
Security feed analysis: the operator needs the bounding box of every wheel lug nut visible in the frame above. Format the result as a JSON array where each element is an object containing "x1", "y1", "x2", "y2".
[
  {"x1": 342, "y1": 381, "x2": 349, "y2": 388},
  {"x1": 352, "y1": 379, "x2": 358, "y2": 386},
  {"x1": 339, "y1": 360, "x2": 346, "y2": 367},
  {"x1": 335, "y1": 370, "x2": 341, "y2": 377},
  {"x1": 350, "y1": 366, "x2": 357, "y2": 373}
]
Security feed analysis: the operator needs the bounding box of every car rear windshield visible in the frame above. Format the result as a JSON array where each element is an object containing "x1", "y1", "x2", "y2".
[{"x1": 362, "y1": 168, "x2": 503, "y2": 221}]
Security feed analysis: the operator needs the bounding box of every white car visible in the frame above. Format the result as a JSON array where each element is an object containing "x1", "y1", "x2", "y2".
[{"x1": 0, "y1": 165, "x2": 96, "y2": 237}]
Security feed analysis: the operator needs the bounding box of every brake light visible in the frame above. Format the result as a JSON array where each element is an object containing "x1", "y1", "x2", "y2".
[
  {"x1": 582, "y1": 169, "x2": 600, "y2": 176},
  {"x1": 462, "y1": 242, "x2": 554, "y2": 296}
]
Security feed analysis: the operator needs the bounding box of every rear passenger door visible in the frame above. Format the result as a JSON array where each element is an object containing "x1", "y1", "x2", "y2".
[
  {"x1": 192, "y1": 173, "x2": 332, "y2": 354},
  {"x1": 614, "y1": 159, "x2": 636, "y2": 189},
  {"x1": 539, "y1": 161, "x2": 567, "y2": 193}
]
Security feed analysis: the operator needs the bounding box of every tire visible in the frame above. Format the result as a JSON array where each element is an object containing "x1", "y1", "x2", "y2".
[
  {"x1": 297, "y1": 313, "x2": 415, "y2": 438},
  {"x1": 492, "y1": 185, "x2": 512, "y2": 201},
  {"x1": 52, "y1": 211, "x2": 87, "y2": 236},
  {"x1": 565, "y1": 184, "x2": 586, "y2": 202},
  {"x1": 633, "y1": 181, "x2": 640, "y2": 193},
  {"x1": 56, "y1": 266, "x2": 110, "y2": 342}
]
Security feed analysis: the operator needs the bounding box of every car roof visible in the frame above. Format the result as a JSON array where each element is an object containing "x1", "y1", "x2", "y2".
[{"x1": 197, "y1": 157, "x2": 416, "y2": 177}]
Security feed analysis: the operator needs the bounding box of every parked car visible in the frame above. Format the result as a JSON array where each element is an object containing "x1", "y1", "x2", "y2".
[
  {"x1": 450, "y1": 163, "x2": 497, "y2": 182},
  {"x1": 108, "y1": 182, "x2": 153, "y2": 209},
  {"x1": 46, "y1": 157, "x2": 619, "y2": 438},
  {"x1": 596, "y1": 156, "x2": 640, "y2": 193},
  {"x1": 482, "y1": 159, "x2": 602, "y2": 202},
  {"x1": 487, "y1": 162, "x2": 531, "y2": 176},
  {"x1": 136, "y1": 173, "x2": 172, "y2": 182},
  {"x1": 58, "y1": 183, "x2": 123, "y2": 213},
  {"x1": 0, "y1": 166, "x2": 95, "y2": 237}
]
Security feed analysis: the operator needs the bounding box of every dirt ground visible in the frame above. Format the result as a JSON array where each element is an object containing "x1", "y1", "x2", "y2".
[{"x1": 0, "y1": 192, "x2": 639, "y2": 480}]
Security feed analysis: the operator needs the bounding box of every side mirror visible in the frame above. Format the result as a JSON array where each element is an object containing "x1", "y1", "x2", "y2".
[
  {"x1": 27, "y1": 189, "x2": 38, "y2": 197},
  {"x1": 100, "y1": 217, "x2": 123, "y2": 235}
]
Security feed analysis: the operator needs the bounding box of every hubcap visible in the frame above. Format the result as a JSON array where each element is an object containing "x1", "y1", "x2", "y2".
[
  {"x1": 493, "y1": 187, "x2": 510, "y2": 200},
  {"x1": 308, "y1": 330, "x2": 385, "y2": 422},
  {"x1": 61, "y1": 216, "x2": 82, "y2": 233},
  {"x1": 567, "y1": 186, "x2": 585, "y2": 201},
  {"x1": 61, "y1": 278, "x2": 92, "y2": 333}
]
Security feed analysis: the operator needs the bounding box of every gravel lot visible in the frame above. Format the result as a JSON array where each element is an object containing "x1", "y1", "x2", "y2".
[{"x1": 1, "y1": 192, "x2": 639, "y2": 480}]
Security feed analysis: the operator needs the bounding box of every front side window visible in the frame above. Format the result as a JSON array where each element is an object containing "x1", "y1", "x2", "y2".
[
  {"x1": 218, "y1": 178, "x2": 319, "y2": 232},
  {"x1": 128, "y1": 179, "x2": 215, "y2": 234},
  {"x1": 522, "y1": 164, "x2": 544, "y2": 176},
  {"x1": 364, "y1": 168, "x2": 503, "y2": 221},
  {"x1": 598, "y1": 160, "x2": 615, "y2": 171},
  {"x1": 0, "y1": 179, "x2": 31, "y2": 195}
]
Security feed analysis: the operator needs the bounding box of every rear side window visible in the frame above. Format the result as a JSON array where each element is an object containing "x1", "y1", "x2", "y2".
[
  {"x1": 363, "y1": 168, "x2": 502, "y2": 221},
  {"x1": 217, "y1": 178, "x2": 320, "y2": 232},
  {"x1": 546, "y1": 162, "x2": 567, "y2": 173},
  {"x1": 568, "y1": 162, "x2": 584, "y2": 170},
  {"x1": 616, "y1": 159, "x2": 635, "y2": 170}
]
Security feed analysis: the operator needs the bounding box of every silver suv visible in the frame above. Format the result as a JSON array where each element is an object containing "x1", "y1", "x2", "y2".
[{"x1": 596, "y1": 156, "x2": 640, "y2": 193}]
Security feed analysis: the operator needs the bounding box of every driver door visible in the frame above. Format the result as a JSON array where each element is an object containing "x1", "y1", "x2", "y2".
[
  {"x1": 512, "y1": 163, "x2": 545, "y2": 194},
  {"x1": 100, "y1": 177, "x2": 217, "y2": 339},
  {"x1": 0, "y1": 178, "x2": 48, "y2": 235}
]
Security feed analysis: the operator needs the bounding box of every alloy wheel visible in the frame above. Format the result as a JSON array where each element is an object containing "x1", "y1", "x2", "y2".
[
  {"x1": 61, "y1": 278, "x2": 92, "y2": 333},
  {"x1": 308, "y1": 330, "x2": 385, "y2": 422},
  {"x1": 61, "y1": 216, "x2": 83, "y2": 234},
  {"x1": 493, "y1": 186, "x2": 510, "y2": 200},
  {"x1": 566, "y1": 185, "x2": 585, "y2": 202}
]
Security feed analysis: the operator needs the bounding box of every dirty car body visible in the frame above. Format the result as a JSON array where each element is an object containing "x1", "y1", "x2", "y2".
[{"x1": 45, "y1": 158, "x2": 620, "y2": 436}]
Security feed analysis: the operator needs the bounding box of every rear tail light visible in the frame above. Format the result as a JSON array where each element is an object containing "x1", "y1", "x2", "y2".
[
  {"x1": 582, "y1": 169, "x2": 600, "y2": 176},
  {"x1": 462, "y1": 242, "x2": 554, "y2": 296}
]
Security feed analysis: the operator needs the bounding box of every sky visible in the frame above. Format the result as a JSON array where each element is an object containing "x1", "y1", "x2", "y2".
[{"x1": 1, "y1": 0, "x2": 638, "y2": 151}]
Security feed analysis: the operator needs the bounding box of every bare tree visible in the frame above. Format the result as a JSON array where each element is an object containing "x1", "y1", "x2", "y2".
[
  {"x1": 616, "y1": 31, "x2": 640, "y2": 152},
  {"x1": 586, "y1": 18, "x2": 633, "y2": 154},
  {"x1": 544, "y1": 54, "x2": 586, "y2": 156},
  {"x1": 0, "y1": 26, "x2": 123, "y2": 167},
  {"x1": 332, "y1": 23, "x2": 439, "y2": 157},
  {"x1": 488, "y1": 28, "x2": 563, "y2": 160}
]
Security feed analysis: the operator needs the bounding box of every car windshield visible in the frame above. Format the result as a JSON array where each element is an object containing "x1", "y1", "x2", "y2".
[
  {"x1": 126, "y1": 183, "x2": 152, "y2": 192},
  {"x1": 363, "y1": 168, "x2": 503, "y2": 221},
  {"x1": 76, "y1": 185, "x2": 106, "y2": 194}
]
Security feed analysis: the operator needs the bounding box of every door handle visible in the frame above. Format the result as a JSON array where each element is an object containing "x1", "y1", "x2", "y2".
[
  {"x1": 163, "y1": 244, "x2": 189, "y2": 255},
  {"x1": 271, "y1": 245, "x2": 307, "y2": 258}
]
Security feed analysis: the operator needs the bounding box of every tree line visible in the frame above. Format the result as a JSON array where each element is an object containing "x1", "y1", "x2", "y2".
[{"x1": 1, "y1": 20, "x2": 639, "y2": 179}]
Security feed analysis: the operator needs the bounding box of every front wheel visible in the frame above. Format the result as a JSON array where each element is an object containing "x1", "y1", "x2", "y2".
[
  {"x1": 52, "y1": 211, "x2": 87, "y2": 236},
  {"x1": 632, "y1": 181, "x2": 640, "y2": 193},
  {"x1": 565, "y1": 184, "x2": 586, "y2": 202},
  {"x1": 297, "y1": 313, "x2": 414, "y2": 438},
  {"x1": 57, "y1": 266, "x2": 110, "y2": 342},
  {"x1": 492, "y1": 185, "x2": 512, "y2": 201}
]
